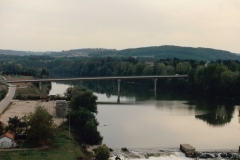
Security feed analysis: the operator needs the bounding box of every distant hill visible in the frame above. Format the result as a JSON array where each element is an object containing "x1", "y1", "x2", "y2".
[
  {"x1": 49, "y1": 46, "x2": 240, "y2": 61},
  {"x1": 88, "y1": 46, "x2": 240, "y2": 61},
  {"x1": 49, "y1": 48, "x2": 115, "y2": 57},
  {"x1": 1, "y1": 46, "x2": 239, "y2": 61},
  {"x1": 0, "y1": 49, "x2": 49, "y2": 56}
]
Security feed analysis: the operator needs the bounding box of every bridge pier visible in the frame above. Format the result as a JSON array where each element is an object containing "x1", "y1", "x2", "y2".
[
  {"x1": 117, "y1": 79, "x2": 121, "y2": 103},
  {"x1": 154, "y1": 79, "x2": 157, "y2": 100},
  {"x1": 154, "y1": 79, "x2": 157, "y2": 92},
  {"x1": 118, "y1": 79, "x2": 121, "y2": 93},
  {"x1": 39, "y1": 82, "x2": 42, "y2": 90}
]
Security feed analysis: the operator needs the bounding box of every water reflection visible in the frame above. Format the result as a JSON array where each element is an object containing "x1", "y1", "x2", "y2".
[
  {"x1": 193, "y1": 99, "x2": 235, "y2": 127},
  {"x1": 50, "y1": 81, "x2": 238, "y2": 127},
  {"x1": 49, "y1": 81, "x2": 240, "y2": 149}
]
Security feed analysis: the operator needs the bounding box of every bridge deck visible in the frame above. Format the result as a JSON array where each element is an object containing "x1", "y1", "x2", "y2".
[{"x1": 2, "y1": 75, "x2": 188, "y2": 83}]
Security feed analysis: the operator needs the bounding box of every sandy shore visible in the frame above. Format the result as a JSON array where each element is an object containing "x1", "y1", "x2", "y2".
[{"x1": 0, "y1": 100, "x2": 66, "y2": 126}]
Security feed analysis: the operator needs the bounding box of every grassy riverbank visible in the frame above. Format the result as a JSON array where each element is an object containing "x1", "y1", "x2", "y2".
[
  {"x1": 0, "y1": 83, "x2": 7, "y2": 101},
  {"x1": 0, "y1": 126, "x2": 92, "y2": 160},
  {"x1": 14, "y1": 84, "x2": 51, "y2": 99}
]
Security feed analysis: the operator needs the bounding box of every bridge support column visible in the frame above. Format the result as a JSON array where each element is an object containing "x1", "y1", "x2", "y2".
[
  {"x1": 117, "y1": 79, "x2": 121, "y2": 103},
  {"x1": 39, "y1": 82, "x2": 42, "y2": 90},
  {"x1": 154, "y1": 79, "x2": 157, "y2": 92},
  {"x1": 154, "y1": 79, "x2": 157, "y2": 100}
]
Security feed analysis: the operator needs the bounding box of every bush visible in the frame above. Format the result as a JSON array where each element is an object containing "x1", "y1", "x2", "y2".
[{"x1": 95, "y1": 144, "x2": 110, "y2": 160}]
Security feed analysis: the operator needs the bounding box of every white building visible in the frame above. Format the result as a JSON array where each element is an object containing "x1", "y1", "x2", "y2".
[
  {"x1": 0, "y1": 131, "x2": 17, "y2": 148},
  {"x1": 145, "y1": 61, "x2": 154, "y2": 67}
]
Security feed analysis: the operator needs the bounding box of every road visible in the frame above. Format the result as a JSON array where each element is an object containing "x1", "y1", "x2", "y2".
[
  {"x1": 0, "y1": 83, "x2": 16, "y2": 113},
  {"x1": 4, "y1": 75, "x2": 188, "y2": 83}
]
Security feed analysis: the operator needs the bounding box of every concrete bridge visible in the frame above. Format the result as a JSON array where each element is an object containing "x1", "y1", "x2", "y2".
[{"x1": 1, "y1": 75, "x2": 188, "y2": 103}]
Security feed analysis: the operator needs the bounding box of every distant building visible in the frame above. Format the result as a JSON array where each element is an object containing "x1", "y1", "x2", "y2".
[
  {"x1": 0, "y1": 131, "x2": 17, "y2": 148},
  {"x1": 145, "y1": 61, "x2": 154, "y2": 67},
  {"x1": 56, "y1": 100, "x2": 67, "y2": 110},
  {"x1": 55, "y1": 100, "x2": 67, "y2": 118},
  {"x1": 204, "y1": 61, "x2": 210, "y2": 67}
]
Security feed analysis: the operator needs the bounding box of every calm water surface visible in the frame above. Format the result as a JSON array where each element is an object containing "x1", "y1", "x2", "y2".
[{"x1": 50, "y1": 82, "x2": 240, "y2": 151}]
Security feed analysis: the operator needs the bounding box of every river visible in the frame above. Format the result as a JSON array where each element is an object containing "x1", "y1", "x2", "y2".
[{"x1": 49, "y1": 82, "x2": 240, "y2": 159}]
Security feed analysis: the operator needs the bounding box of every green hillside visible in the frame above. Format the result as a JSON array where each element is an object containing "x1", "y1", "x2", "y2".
[
  {"x1": 89, "y1": 46, "x2": 240, "y2": 61},
  {"x1": 1, "y1": 46, "x2": 239, "y2": 61}
]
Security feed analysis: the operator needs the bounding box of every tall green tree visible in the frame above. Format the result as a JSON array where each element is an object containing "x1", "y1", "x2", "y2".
[
  {"x1": 0, "y1": 121, "x2": 5, "y2": 135},
  {"x1": 176, "y1": 62, "x2": 192, "y2": 74},
  {"x1": 68, "y1": 86, "x2": 98, "y2": 113},
  {"x1": 27, "y1": 106, "x2": 57, "y2": 142}
]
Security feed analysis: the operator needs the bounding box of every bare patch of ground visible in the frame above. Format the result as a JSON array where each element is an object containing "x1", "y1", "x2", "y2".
[
  {"x1": 0, "y1": 100, "x2": 66, "y2": 126},
  {"x1": 6, "y1": 76, "x2": 34, "y2": 87}
]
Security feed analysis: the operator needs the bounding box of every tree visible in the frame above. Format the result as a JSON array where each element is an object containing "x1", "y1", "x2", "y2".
[
  {"x1": 143, "y1": 65, "x2": 153, "y2": 75},
  {"x1": 66, "y1": 86, "x2": 102, "y2": 145},
  {"x1": 230, "y1": 61, "x2": 238, "y2": 72},
  {"x1": 165, "y1": 65, "x2": 175, "y2": 75},
  {"x1": 95, "y1": 144, "x2": 110, "y2": 160},
  {"x1": 0, "y1": 121, "x2": 5, "y2": 135},
  {"x1": 7, "y1": 116, "x2": 28, "y2": 134},
  {"x1": 68, "y1": 108, "x2": 102, "y2": 145},
  {"x1": 155, "y1": 63, "x2": 165, "y2": 75},
  {"x1": 176, "y1": 62, "x2": 192, "y2": 74},
  {"x1": 27, "y1": 105, "x2": 57, "y2": 142},
  {"x1": 69, "y1": 86, "x2": 98, "y2": 113}
]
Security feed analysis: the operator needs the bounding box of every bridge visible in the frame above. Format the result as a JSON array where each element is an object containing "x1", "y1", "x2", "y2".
[{"x1": 1, "y1": 75, "x2": 188, "y2": 103}]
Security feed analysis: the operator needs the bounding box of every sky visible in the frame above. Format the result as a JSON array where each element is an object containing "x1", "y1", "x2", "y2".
[{"x1": 0, "y1": 0, "x2": 240, "y2": 53}]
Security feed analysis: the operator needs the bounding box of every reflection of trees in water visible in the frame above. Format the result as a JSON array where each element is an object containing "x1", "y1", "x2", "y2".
[
  {"x1": 239, "y1": 108, "x2": 240, "y2": 123},
  {"x1": 194, "y1": 99, "x2": 235, "y2": 127},
  {"x1": 81, "y1": 80, "x2": 197, "y2": 101},
  {"x1": 50, "y1": 75, "x2": 237, "y2": 126}
]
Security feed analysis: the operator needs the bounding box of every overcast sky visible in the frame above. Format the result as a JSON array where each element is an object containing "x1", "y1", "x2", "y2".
[{"x1": 0, "y1": 0, "x2": 240, "y2": 53}]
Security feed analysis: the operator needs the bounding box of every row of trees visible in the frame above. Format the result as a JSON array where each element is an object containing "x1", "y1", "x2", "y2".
[
  {"x1": 64, "y1": 86, "x2": 110, "y2": 159},
  {"x1": 188, "y1": 63, "x2": 240, "y2": 97},
  {"x1": 65, "y1": 86, "x2": 103, "y2": 145}
]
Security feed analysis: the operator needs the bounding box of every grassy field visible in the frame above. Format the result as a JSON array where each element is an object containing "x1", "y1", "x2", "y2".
[
  {"x1": 14, "y1": 85, "x2": 50, "y2": 99},
  {"x1": 0, "y1": 128, "x2": 92, "y2": 160},
  {"x1": 9, "y1": 75, "x2": 52, "y2": 99}
]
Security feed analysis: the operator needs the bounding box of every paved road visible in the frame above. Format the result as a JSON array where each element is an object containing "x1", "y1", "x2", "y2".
[{"x1": 0, "y1": 83, "x2": 16, "y2": 114}]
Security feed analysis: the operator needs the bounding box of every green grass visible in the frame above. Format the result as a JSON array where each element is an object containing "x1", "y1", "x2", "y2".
[
  {"x1": 0, "y1": 128, "x2": 91, "y2": 160},
  {"x1": 14, "y1": 84, "x2": 50, "y2": 99},
  {"x1": 12, "y1": 75, "x2": 22, "y2": 78}
]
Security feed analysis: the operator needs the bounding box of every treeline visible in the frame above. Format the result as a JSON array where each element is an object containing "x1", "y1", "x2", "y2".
[
  {"x1": 188, "y1": 63, "x2": 240, "y2": 98},
  {"x1": 1, "y1": 54, "x2": 240, "y2": 98},
  {"x1": 0, "y1": 57, "x2": 50, "y2": 79},
  {"x1": 48, "y1": 57, "x2": 199, "y2": 76}
]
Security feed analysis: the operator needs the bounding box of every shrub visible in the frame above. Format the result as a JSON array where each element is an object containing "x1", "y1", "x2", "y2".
[{"x1": 95, "y1": 144, "x2": 110, "y2": 160}]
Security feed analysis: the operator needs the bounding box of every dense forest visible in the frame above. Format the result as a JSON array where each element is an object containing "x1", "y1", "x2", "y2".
[{"x1": 1, "y1": 54, "x2": 240, "y2": 99}]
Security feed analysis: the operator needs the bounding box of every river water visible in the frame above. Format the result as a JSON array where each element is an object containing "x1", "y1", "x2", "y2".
[{"x1": 49, "y1": 82, "x2": 240, "y2": 159}]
